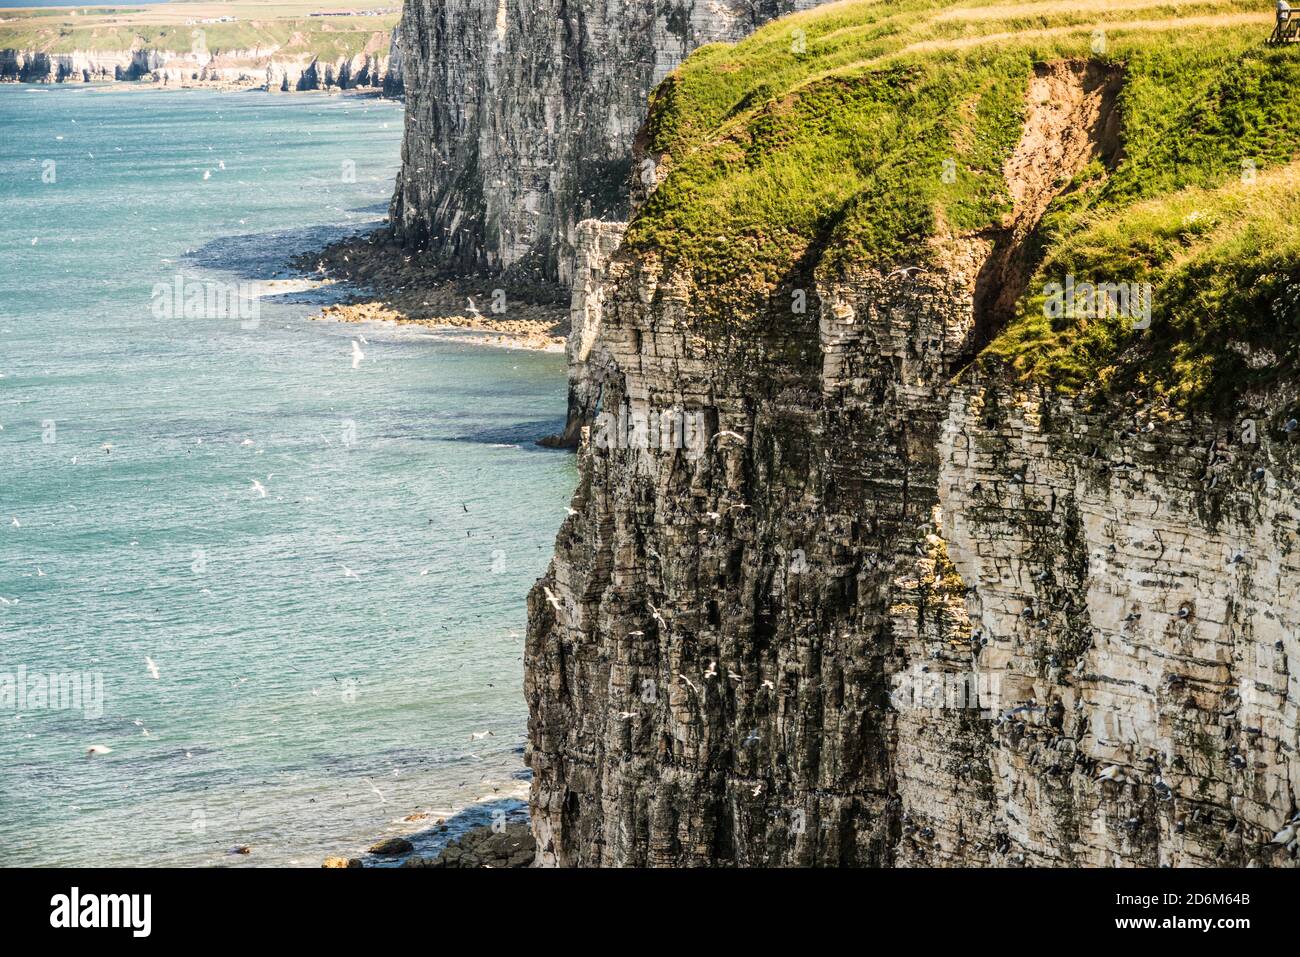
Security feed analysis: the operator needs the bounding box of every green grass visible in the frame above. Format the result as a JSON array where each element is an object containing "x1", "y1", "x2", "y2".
[
  {"x1": 0, "y1": 16, "x2": 397, "y2": 58},
  {"x1": 988, "y1": 164, "x2": 1300, "y2": 413},
  {"x1": 624, "y1": 0, "x2": 1300, "y2": 415}
]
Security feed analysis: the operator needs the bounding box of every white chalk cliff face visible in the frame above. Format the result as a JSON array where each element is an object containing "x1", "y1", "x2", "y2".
[
  {"x1": 387, "y1": 0, "x2": 829, "y2": 282},
  {"x1": 0, "y1": 29, "x2": 402, "y2": 92},
  {"x1": 926, "y1": 385, "x2": 1300, "y2": 867}
]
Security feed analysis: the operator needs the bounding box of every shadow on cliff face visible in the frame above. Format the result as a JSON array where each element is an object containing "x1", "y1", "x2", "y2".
[{"x1": 961, "y1": 59, "x2": 1124, "y2": 368}]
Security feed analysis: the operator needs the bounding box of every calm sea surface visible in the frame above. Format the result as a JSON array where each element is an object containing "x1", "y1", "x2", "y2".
[{"x1": 0, "y1": 85, "x2": 574, "y2": 866}]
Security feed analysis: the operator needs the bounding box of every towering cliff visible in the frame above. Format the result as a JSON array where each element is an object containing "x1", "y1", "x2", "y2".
[
  {"x1": 525, "y1": 1, "x2": 1300, "y2": 867},
  {"x1": 387, "y1": 0, "x2": 829, "y2": 282}
]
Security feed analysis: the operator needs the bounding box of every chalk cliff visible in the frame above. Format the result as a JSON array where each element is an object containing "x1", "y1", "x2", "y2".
[
  {"x1": 524, "y1": 3, "x2": 1300, "y2": 867},
  {"x1": 0, "y1": 29, "x2": 402, "y2": 92}
]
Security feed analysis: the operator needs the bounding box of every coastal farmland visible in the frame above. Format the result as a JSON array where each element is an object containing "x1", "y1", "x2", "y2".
[{"x1": 0, "y1": 1, "x2": 401, "y2": 59}]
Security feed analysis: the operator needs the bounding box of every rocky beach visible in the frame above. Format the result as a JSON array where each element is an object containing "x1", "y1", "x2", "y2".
[
  {"x1": 295, "y1": 234, "x2": 568, "y2": 353},
  {"x1": 322, "y1": 781, "x2": 535, "y2": 868}
]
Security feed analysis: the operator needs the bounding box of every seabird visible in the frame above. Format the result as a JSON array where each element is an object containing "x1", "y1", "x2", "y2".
[
  {"x1": 1270, "y1": 824, "x2": 1296, "y2": 846},
  {"x1": 543, "y1": 585, "x2": 564, "y2": 615},
  {"x1": 144, "y1": 657, "x2": 160, "y2": 680},
  {"x1": 647, "y1": 602, "x2": 667, "y2": 630},
  {"x1": 363, "y1": 777, "x2": 386, "y2": 804},
  {"x1": 885, "y1": 265, "x2": 926, "y2": 281},
  {"x1": 351, "y1": 339, "x2": 365, "y2": 369},
  {"x1": 86, "y1": 745, "x2": 113, "y2": 756}
]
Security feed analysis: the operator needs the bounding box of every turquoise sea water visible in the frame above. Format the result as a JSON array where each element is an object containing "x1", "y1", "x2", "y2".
[{"x1": 0, "y1": 86, "x2": 574, "y2": 866}]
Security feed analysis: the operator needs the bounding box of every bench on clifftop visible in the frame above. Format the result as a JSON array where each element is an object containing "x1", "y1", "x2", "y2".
[{"x1": 1270, "y1": 1, "x2": 1300, "y2": 43}]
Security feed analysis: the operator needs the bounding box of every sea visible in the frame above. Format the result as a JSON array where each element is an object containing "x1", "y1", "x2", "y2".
[{"x1": 0, "y1": 84, "x2": 575, "y2": 866}]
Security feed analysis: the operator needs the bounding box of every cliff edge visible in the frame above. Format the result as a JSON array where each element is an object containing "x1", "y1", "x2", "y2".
[{"x1": 525, "y1": 0, "x2": 1300, "y2": 867}]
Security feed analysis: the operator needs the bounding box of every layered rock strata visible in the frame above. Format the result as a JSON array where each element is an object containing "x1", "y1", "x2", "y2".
[
  {"x1": 523, "y1": 58, "x2": 1300, "y2": 867},
  {"x1": 545, "y1": 219, "x2": 627, "y2": 448}
]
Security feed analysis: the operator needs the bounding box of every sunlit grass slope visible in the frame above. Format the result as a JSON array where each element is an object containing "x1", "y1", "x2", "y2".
[{"x1": 629, "y1": 0, "x2": 1299, "y2": 414}]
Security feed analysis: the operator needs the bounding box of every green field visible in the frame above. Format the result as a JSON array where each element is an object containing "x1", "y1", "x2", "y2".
[{"x1": 0, "y1": 2, "x2": 399, "y2": 58}]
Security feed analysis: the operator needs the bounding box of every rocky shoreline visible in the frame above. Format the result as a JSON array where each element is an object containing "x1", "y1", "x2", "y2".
[
  {"x1": 2, "y1": 75, "x2": 400, "y2": 100},
  {"x1": 397, "y1": 823, "x2": 536, "y2": 868},
  {"x1": 323, "y1": 823, "x2": 535, "y2": 869},
  {"x1": 295, "y1": 233, "x2": 569, "y2": 353},
  {"x1": 320, "y1": 787, "x2": 536, "y2": 869}
]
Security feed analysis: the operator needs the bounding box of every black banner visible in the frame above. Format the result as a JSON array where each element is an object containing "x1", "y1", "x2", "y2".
[{"x1": 0, "y1": 866, "x2": 1278, "y2": 942}]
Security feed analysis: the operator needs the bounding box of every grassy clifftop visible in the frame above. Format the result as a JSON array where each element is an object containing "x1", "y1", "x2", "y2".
[
  {"x1": 628, "y1": 0, "x2": 1300, "y2": 415},
  {"x1": 0, "y1": 2, "x2": 399, "y2": 58}
]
